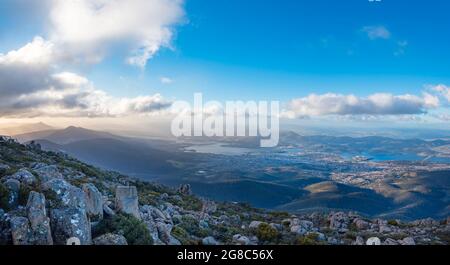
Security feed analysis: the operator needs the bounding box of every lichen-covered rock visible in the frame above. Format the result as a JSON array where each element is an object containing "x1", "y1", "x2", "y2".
[
  {"x1": 93, "y1": 233, "x2": 128, "y2": 245},
  {"x1": 82, "y1": 183, "x2": 103, "y2": 221},
  {"x1": 33, "y1": 164, "x2": 63, "y2": 182},
  {"x1": 50, "y1": 208, "x2": 92, "y2": 245},
  {"x1": 202, "y1": 236, "x2": 219, "y2": 245},
  {"x1": 26, "y1": 191, "x2": 53, "y2": 245},
  {"x1": 42, "y1": 179, "x2": 86, "y2": 209},
  {"x1": 353, "y1": 218, "x2": 370, "y2": 230},
  {"x1": 4, "y1": 179, "x2": 20, "y2": 209},
  {"x1": 9, "y1": 169, "x2": 36, "y2": 186},
  {"x1": 115, "y1": 186, "x2": 140, "y2": 219},
  {"x1": 10, "y1": 216, "x2": 32, "y2": 245}
]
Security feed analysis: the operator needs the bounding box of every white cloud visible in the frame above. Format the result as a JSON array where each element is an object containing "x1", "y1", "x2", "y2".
[
  {"x1": 431, "y1": 84, "x2": 450, "y2": 103},
  {"x1": 160, "y1": 77, "x2": 174, "y2": 84},
  {"x1": 0, "y1": 39, "x2": 172, "y2": 118},
  {"x1": 362, "y1": 26, "x2": 391, "y2": 40},
  {"x1": 285, "y1": 92, "x2": 439, "y2": 118},
  {"x1": 48, "y1": 0, "x2": 185, "y2": 68}
]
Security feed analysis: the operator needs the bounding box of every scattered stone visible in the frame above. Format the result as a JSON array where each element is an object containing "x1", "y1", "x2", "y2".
[
  {"x1": 202, "y1": 236, "x2": 219, "y2": 245},
  {"x1": 353, "y1": 218, "x2": 370, "y2": 230},
  {"x1": 201, "y1": 200, "x2": 217, "y2": 214},
  {"x1": 249, "y1": 221, "x2": 265, "y2": 229},
  {"x1": 232, "y1": 234, "x2": 251, "y2": 245},
  {"x1": 329, "y1": 212, "x2": 349, "y2": 231},
  {"x1": 82, "y1": 183, "x2": 103, "y2": 220},
  {"x1": 93, "y1": 233, "x2": 128, "y2": 245},
  {"x1": 353, "y1": 236, "x2": 365, "y2": 245},
  {"x1": 115, "y1": 186, "x2": 140, "y2": 219},
  {"x1": 0, "y1": 164, "x2": 10, "y2": 174},
  {"x1": 400, "y1": 237, "x2": 415, "y2": 245},
  {"x1": 177, "y1": 184, "x2": 192, "y2": 195},
  {"x1": 383, "y1": 238, "x2": 399, "y2": 245}
]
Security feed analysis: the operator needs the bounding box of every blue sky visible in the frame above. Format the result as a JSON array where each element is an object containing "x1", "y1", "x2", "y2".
[{"x1": 0, "y1": 0, "x2": 449, "y2": 125}]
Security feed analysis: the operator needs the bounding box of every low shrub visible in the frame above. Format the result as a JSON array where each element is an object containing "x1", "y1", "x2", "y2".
[{"x1": 93, "y1": 214, "x2": 153, "y2": 245}]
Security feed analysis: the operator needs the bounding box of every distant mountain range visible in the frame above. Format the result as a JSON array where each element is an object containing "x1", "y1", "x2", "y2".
[
  {"x1": 0, "y1": 122, "x2": 54, "y2": 136},
  {"x1": 8, "y1": 125, "x2": 450, "y2": 220}
]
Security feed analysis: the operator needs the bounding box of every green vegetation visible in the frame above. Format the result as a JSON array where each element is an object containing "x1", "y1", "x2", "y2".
[
  {"x1": 296, "y1": 233, "x2": 323, "y2": 245},
  {"x1": 179, "y1": 215, "x2": 210, "y2": 238},
  {"x1": 94, "y1": 214, "x2": 153, "y2": 245},
  {"x1": 388, "y1": 219, "x2": 399, "y2": 226},
  {"x1": 255, "y1": 223, "x2": 279, "y2": 243}
]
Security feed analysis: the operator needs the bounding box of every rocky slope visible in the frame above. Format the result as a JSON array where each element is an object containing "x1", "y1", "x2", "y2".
[{"x1": 0, "y1": 136, "x2": 449, "y2": 245}]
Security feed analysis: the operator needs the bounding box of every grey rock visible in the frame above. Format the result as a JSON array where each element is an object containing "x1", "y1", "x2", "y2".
[
  {"x1": 50, "y1": 208, "x2": 92, "y2": 245},
  {"x1": 353, "y1": 236, "x2": 365, "y2": 245},
  {"x1": 10, "y1": 169, "x2": 36, "y2": 185},
  {"x1": 249, "y1": 221, "x2": 265, "y2": 229},
  {"x1": 10, "y1": 216, "x2": 32, "y2": 245},
  {"x1": 232, "y1": 234, "x2": 251, "y2": 245},
  {"x1": 177, "y1": 184, "x2": 192, "y2": 195},
  {"x1": 400, "y1": 237, "x2": 416, "y2": 245},
  {"x1": 115, "y1": 186, "x2": 140, "y2": 219},
  {"x1": 26, "y1": 191, "x2": 53, "y2": 245},
  {"x1": 34, "y1": 164, "x2": 63, "y2": 182},
  {"x1": 156, "y1": 222, "x2": 180, "y2": 245},
  {"x1": 4, "y1": 179, "x2": 20, "y2": 209},
  {"x1": 329, "y1": 212, "x2": 349, "y2": 231},
  {"x1": 202, "y1": 236, "x2": 219, "y2": 245},
  {"x1": 383, "y1": 238, "x2": 399, "y2": 245},
  {"x1": 103, "y1": 203, "x2": 116, "y2": 217},
  {"x1": 201, "y1": 200, "x2": 217, "y2": 214},
  {"x1": 82, "y1": 183, "x2": 103, "y2": 220},
  {"x1": 93, "y1": 233, "x2": 128, "y2": 245},
  {"x1": 290, "y1": 225, "x2": 307, "y2": 235},
  {"x1": 379, "y1": 225, "x2": 392, "y2": 234},
  {"x1": 42, "y1": 179, "x2": 86, "y2": 209},
  {"x1": 353, "y1": 218, "x2": 370, "y2": 230}
]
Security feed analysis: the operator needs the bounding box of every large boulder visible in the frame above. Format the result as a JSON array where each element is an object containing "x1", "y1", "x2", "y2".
[
  {"x1": 33, "y1": 164, "x2": 63, "y2": 182},
  {"x1": 10, "y1": 216, "x2": 32, "y2": 245},
  {"x1": 82, "y1": 183, "x2": 103, "y2": 220},
  {"x1": 26, "y1": 191, "x2": 53, "y2": 245},
  {"x1": 115, "y1": 186, "x2": 140, "y2": 219},
  {"x1": 50, "y1": 208, "x2": 92, "y2": 245},
  {"x1": 9, "y1": 169, "x2": 37, "y2": 186},
  {"x1": 93, "y1": 233, "x2": 128, "y2": 245},
  {"x1": 42, "y1": 179, "x2": 86, "y2": 209},
  {"x1": 4, "y1": 179, "x2": 20, "y2": 209}
]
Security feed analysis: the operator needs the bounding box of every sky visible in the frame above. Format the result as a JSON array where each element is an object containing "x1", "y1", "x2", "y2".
[{"x1": 0, "y1": 0, "x2": 449, "y2": 131}]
